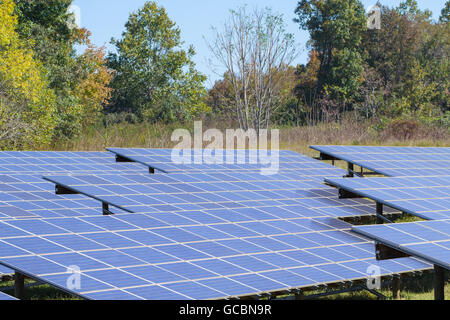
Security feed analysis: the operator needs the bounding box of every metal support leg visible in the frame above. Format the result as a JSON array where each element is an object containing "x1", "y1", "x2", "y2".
[
  {"x1": 376, "y1": 202, "x2": 384, "y2": 224},
  {"x1": 102, "y1": 202, "x2": 113, "y2": 216},
  {"x1": 347, "y1": 162, "x2": 354, "y2": 177},
  {"x1": 294, "y1": 290, "x2": 303, "y2": 300},
  {"x1": 14, "y1": 272, "x2": 24, "y2": 300},
  {"x1": 434, "y1": 265, "x2": 445, "y2": 301},
  {"x1": 392, "y1": 275, "x2": 401, "y2": 300}
]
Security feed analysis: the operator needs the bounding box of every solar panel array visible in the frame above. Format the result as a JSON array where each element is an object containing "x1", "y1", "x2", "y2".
[
  {"x1": 43, "y1": 172, "x2": 386, "y2": 219},
  {"x1": 0, "y1": 152, "x2": 148, "y2": 277},
  {"x1": 0, "y1": 212, "x2": 429, "y2": 299},
  {"x1": 0, "y1": 149, "x2": 435, "y2": 300},
  {"x1": 353, "y1": 220, "x2": 450, "y2": 269},
  {"x1": 107, "y1": 148, "x2": 346, "y2": 175},
  {"x1": 325, "y1": 176, "x2": 450, "y2": 220},
  {"x1": 310, "y1": 145, "x2": 450, "y2": 177}
]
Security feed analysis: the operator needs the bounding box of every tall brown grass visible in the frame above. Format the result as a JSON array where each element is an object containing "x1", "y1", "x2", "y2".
[{"x1": 52, "y1": 117, "x2": 450, "y2": 155}]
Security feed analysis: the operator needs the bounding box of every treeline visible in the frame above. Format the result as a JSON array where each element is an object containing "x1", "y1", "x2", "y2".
[
  {"x1": 0, "y1": 0, "x2": 448, "y2": 149},
  {"x1": 211, "y1": 0, "x2": 449, "y2": 127}
]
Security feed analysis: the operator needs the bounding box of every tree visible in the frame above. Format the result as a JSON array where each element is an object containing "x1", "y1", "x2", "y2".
[
  {"x1": 73, "y1": 31, "x2": 114, "y2": 127},
  {"x1": 206, "y1": 73, "x2": 235, "y2": 121},
  {"x1": 294, "y1": 50, "x2": 322, "y2": 124},
  {"x1": 441, "y1": 1, "x2": 450, "y2": 23},
  {"x1": 207, "y1": 6, "x2": 297, "y2": 132},
  {"x1": 294, "y1": 0, "x2": 366, "y2": 104},
  {"x1": 107, "y1": 1, "x2": 207, "y2": 122},
  {"x1": 360, "y1": 0, "x2": 448, "y2": 119},
  {"x1": 14, "y1": 0, "x2": 113, "y2": 141},
  {"x1": 0, "y1": 0, "x2": 57, "y2": 149}
]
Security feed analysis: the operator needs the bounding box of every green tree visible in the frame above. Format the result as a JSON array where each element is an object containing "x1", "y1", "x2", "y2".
[
  {"x1": 441, "y1": 1, "x2": 450, "y2": 22},
  {"x1": 295, "y1": 0, "x2": 366, "y2": 103},
  {"x1": 13, "y1": 0, "x2": 114, "y2": 141},
  {"x1": 107, "y1": 1, "x2": 207, "y2": 122},
  {"x1": 361, "y1": 0, "x2": 448, "y2": 120},
  {"x1": 0, "y1": 0, "x2": 57, "y2": 149}
]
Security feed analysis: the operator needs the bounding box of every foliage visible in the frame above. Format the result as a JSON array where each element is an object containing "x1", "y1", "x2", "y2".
[
  {"x1": 73, "y1": 33, "x2": 114, "y2": 127},
  {"x1": 295, "y1": 0, "x2": 366, "y2": 103},
  {"x1": 0, "y1": 0, "x2": 57, "y2": 149},
  {"x1": 106, "y1": 1, "x2": 207, "y2": 123},
  {"x1": 13, "y1": 0, "x2": 113, "y2": 142},
  {"x1": 207, "y1": 6, "x2": 298, "y2": 131}
]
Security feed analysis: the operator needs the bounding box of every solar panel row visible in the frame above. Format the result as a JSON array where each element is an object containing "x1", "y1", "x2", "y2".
[
  {"x1": 324, "y1": 176, "x2": 450, "y2": 220},
  {"x1": 107, "y1": 148, "x2": 346, "y2": 174},
  {"x1": 0, "y1": 214, "x2": 430, "y2": 300},
  {"x1": 0, "y1": 148, "x2": 437, "y2": 300},
  {"x1": 311, "y1": 145, "x2": 450, "y2": 177},
  {"x1": 353, "y1": 220, "x2": 450, "y2": 269},
  {"x1": 43, "y1": 172, "x2": 381, "y2": 219}
]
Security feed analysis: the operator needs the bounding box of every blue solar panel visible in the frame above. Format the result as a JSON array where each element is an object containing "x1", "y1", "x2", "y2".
[
  {"x1": 43, "y1": 172, "x2": 386, "y2": 219},
  {"x1": 0, "y1": 151, "x2": 148, "y2": 175},
  {"x1": 0, "y1": 149, "x2": 437, "y2": 300},
  {"x1": 107, "y1": 148, "x2": 348, "y2": 175},
  {"x1": 311, "y1": 145, "x2": 450, "y2": 177},
  {"x1": 325, "y1": 176, "x2": 450, "y2": 220},
  {"x1": 0, "y1": 151, "x2": 149, "y2": 276},
  {"x1": 0, "y1": 212, "x2": 431, "y2": 300},
  {"x1": 0, "y1": 152, "x2": 149, "y2": 220},
  {"x1": 353, "y1": 220, "x2": 450, "y2": 269}
]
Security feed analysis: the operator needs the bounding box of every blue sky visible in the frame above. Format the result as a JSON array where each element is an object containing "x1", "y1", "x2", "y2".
[{"x1": 72, "y1": 0, "x2": 447, "y2": 86}]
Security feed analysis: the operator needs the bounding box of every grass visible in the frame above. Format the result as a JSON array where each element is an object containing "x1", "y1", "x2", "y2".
[
  {"x1": 51, "y1": 117, "x2": 450, "y2": 153},
  {"x1": 0, "y1": 280, "x2": 80, "y2": 300}
]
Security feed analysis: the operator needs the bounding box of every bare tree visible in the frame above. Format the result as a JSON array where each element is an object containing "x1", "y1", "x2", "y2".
[{"x1": 207, "y1": 6, "x2": 298, "y2": 132}]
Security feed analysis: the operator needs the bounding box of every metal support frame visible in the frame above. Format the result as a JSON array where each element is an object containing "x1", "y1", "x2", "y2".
[
  {"x1": 14, "y1": 272, "x2": 24, "y2": 300},
  {"x1": 392, "y1": 274, "x2": 402, "y2": 300},
  {"x1": 301, "y1": 284, "x2": 387, "y2": 300},
  {"x1": 434, "y1": 265, "x2": 446, "y2": 301},
  {"x1": 319, "y1": 153, "x2": 338, "y2": 161},
  {"x1": 346, "y1": 162, "x2": 355, "y2": 177},
  {"x1": 115, "y1": 154, "x2": 133, "y2": 163},
  {"x1": 376, "y1": 202, "x2": 393, "y2": 224},
  {"x1": 55, "y1": 185, "x2": 78, "y2": 195},
  {"x1": 338, "y1": 188, "x2": 363, "y2": 199},
  {"x1": 376, "y1": 243, "x2": 411, "y2": 260},
  {"x1": 102, "y1": 202, "x2": 114, "y2": 216}
]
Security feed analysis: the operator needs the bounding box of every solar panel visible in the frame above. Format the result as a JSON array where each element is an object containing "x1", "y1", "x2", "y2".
[
  {"x1": 352, "y1": 220, "x2": 450, "y2": 269},
  {"x1": 0, "y1": 291, "x2": 16, "y2": 300},
  {"x1": 0, "y1": 149, "x2": 436, "y2": 300},
  {"x1": 0, "y1": 151, "x2": 150, "y2": 220},
  {"x1": 0, "y1": 214, "x2": 431, "y2": 300},
  {"x1": 0, "y1": 151, "x2": 147, "y2": 276},
  {"x1": 325, "y1": 176, "x2": 450, "y2": 220},
  {"x1": 0, "y1": 151, "x2": 148, "y2": 175},
  {"x1": 107, "y1": 148, "x2": 347, "y2": 174},
  {"x1": 311, "y1": 145, "x2": 450, "y2": 177},
  {"x1": 43, "y1": 172, "x2": 383, "y2": 219}
]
